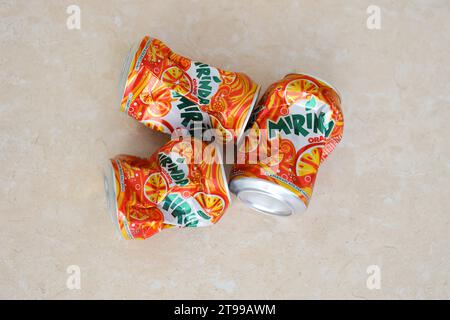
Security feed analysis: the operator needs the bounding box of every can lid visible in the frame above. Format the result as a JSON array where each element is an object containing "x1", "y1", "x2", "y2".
[
  {"x1": 238, "y1": 189, "x2": 293, "y2": 216},
  {"x1": 230, "y1": 177, "x2": 307, "y2": 216}
]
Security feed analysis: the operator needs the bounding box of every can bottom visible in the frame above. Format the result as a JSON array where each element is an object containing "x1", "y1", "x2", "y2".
[
  {"x1": 103, "y1": 161, "x2": 123, "y2": 239},
  {"x1": 118, "y1": 42, "x2": 139, "y2": 108},
  {"x1": 229, "y1": 177, "x2": 307, "y2": 216}
]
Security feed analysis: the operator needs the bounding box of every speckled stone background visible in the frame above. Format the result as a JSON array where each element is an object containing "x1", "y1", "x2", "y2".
[{"x1": 1, "y1": 0, "x2": 449, "y2": 299}]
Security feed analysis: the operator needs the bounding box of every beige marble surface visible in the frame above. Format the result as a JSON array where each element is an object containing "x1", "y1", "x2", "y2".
[{"x1": 1, "y1": 0, "x2": 449, "y2": 299}]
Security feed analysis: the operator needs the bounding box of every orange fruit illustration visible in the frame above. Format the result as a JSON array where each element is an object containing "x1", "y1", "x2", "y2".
[
  {"x1": 171, "y1": 141, "x2": 194, "y2": 162},
  {"x1": 210, "y1": 116, "x2": 233, "y2": 143},
  {"x1": 162, "y1": 66, "x2": 192, "y2": 95},
  {"x1": 139, "y1": 86, "x2": 153, "y2": 104},
  {"x1": 139, "y1": 84, "x2": 172, "y2": 118},
  {"x1": 285, "y1": 79, "x2": 319, "y2": 105},
  {"x1": 296, "y1": 146, "x2": 321, "y2": 175},
  {"x1": 296, "y1": 146, "x2": 322, "y2": 196},
  {"x1": 142, "y1": 119, "x2": 173, "y2": 134},
  {"x1": 144, "y1": 172, "x2": 168, "y2": 204},
  {"x1": 194, "y1": 192, "x2": 225, "y2": 223}
]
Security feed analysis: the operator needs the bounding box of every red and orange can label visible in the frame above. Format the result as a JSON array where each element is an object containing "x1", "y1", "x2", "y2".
[
  {"x1": 231, "y1": 73, "x2": 344, "y2": 209},
  {"x1": 105, "y1": 138, "x2": 231, "y2": 239},
  {"x1": 120, "y1": 36, "x2": 260, "y2": 144}
]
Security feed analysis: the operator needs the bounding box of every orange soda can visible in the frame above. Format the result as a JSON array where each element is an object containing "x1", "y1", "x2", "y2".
[
  {"x1": 104, "y1": 138, "x2": 231, "y2": 239},
  {"x1": 119, "y1": 36, "x2": 260, "y2": 144},
  {"x1": 230, "y1": 73, "x2": 344, "y2": 216}
]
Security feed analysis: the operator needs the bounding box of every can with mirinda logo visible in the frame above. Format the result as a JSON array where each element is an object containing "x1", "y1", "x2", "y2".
[
  {"x1": 230, "y1": 73, "x2": 344, "y2": 216},
  {"x1": 104, "y1": 138, "x2": 231, "y2": 239},
  {"x1": 119, "y1": 36, "x2": 261, "y2": 144}
]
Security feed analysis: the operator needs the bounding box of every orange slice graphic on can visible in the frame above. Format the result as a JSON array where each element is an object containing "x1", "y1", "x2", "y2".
[
  {"x1": 296, "y1": 145, "x2": 322, "y2": 196},
  {"x1": 285, "y1": 79, "x2": 319, "y2": 105},
  {"x1": 210, "y1": 116, "x2": 233, "y2": 143},
  {"x1": 142, "y1": 119, "x2": 174, "y2": 134},
  {"x1": 194, "y1": 192, "x2": 225, "y2": 223},
  {"x1": 139, "y1": 87, "x2": 152, "y2": 105},
  {"x1": 171, "y1": 141, "x2": 194, "y2": 163},
  {"x1": 144, "y1": 172, "x2": 168, "y2": 204},
  {"x1": 162, "y1": 66, "x2": 192, "y2": 95},
  {"x1": 140, "y1": 85, "x2": 172, "y2": 118}
]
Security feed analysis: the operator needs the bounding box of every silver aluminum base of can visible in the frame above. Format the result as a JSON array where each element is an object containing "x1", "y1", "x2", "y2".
[
  {"x1": 118, "y1": 42, "x2": 139, "y2": 107},
  {"x1": 229, "y1": 177, "x2": 307, "y2": 216},
  {"x1": 103, "y1": 161, "x2": 123, "y2": 239}
]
